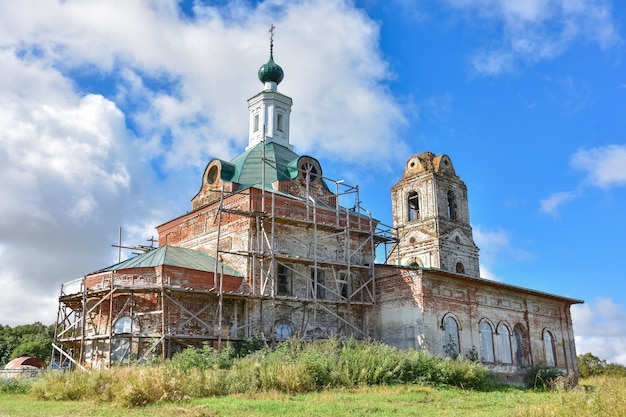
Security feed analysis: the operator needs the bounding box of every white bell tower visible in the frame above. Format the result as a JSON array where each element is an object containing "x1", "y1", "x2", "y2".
[{"x1": 247, "y1": 25, "x2": 293, "y2": 151}]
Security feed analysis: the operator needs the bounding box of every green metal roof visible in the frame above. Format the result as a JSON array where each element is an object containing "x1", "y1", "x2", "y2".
[
  {"x1": 229, "y1": 142, "x2": 299, "y2": 190},
  {"x1": 101, "y1": 246, "x2": 243, "y2": 276}
]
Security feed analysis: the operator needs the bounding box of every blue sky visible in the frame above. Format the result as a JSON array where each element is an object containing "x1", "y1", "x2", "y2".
[{"x1": 1, "y1": 0, "x2": 625, "y2": 364}]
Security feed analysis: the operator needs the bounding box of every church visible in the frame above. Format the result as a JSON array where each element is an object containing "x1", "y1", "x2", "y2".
[{"x1": 52, "y1": 36, "x2": 582, "y2": 384}]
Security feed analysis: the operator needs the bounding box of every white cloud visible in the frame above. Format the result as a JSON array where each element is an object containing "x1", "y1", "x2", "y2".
[
  {"x1": 0, "y1": 48, "x2": 160, "y2": 326},
  {"x1": 539, "y1": 189, "x2": 582, "y2": 217},
  {"x1": 442, "y1": 0, "x2": 621, "y2": 75},
  {"x1": 473, "y1": 227, "x2": 509, "y2": 280},
  {"x1": 0, "y1": 0, "x2": 407, "y2": 171},
  {"x1": 473, "y1": 225, "x2": 535, "y2": 280},
  {"x1": 540, "y1": 144, "x2": 626, "y2": 216},
  {"x1": 470, "y1": 51, "x2": 515, "y2": 76},
  {"x1": 572, "y1": 145, "x2": 626, "y2": 188},
  {"x1": 478, "y1": 264, "x2": 503, "y2": 282},
  {"x1": 0, "y1": 1, "x2": 408, "y2": 326},
  {"x1": 572, "y1": 298, "x2": 626, "y2": 365}
]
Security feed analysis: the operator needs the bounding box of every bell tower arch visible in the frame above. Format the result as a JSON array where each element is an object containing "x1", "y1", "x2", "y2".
[{"x1": 390, "y1": 152, "x2": 480, "y2": 277}]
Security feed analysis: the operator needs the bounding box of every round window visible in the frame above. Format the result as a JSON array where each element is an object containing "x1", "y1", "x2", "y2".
[
  {"x1": 300, "y1": 162, "x2": 318, "y2": 182},
  {"x1": 207, "y1": 165, "x2": 219, "y2": 184}
]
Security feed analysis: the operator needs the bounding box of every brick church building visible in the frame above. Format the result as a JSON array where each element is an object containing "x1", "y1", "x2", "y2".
[{"x1": 53, "y1": 38, "x2": 582, "y2": 384}]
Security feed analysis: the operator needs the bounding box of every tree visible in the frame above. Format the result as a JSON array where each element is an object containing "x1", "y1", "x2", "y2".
[
  {"x1": 0, "y1": 322, "x2": 54, "y2": 367},
  {"x1": 577, "y1": 352, "x2": 626, "y2": 378}
]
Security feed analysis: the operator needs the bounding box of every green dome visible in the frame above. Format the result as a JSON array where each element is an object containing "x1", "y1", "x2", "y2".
[{"x1": 258, "y1": 52, "x2": 284, "y2": 84}]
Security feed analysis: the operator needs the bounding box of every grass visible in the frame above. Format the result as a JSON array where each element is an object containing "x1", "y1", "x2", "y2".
[
  {"x1": 25, "y1": 339, "x2": 497, "y2": 407},
  {"x1": 2, "y1": 340, "x2": 625, "y2": 416},
  {"x1": 0, "y1": 384, "x2": 552, "y2": 417},
  {"x1": 2, "y1": 376, "x2": 626, "y2": 416}
]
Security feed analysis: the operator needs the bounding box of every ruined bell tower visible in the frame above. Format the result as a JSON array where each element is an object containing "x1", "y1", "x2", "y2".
[{"x1": 390, "y1": 152, "x2": 480, "y2": 277}]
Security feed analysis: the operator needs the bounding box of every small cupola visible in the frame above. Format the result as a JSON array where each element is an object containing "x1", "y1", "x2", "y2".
[
  {"x1": 247, "y1": 25, "x2": 293, "y2": 151},
  {"x1": 258, "y1": 52, "x2": 284, "y2": 86}
]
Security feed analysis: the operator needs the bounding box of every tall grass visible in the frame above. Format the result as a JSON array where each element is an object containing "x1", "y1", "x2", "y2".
[
  {"x1": 515, "y1": 376, "x2": 626, "y2": 417},
  {"x1": 30, "y1": 339, "x2": 496, "y2": 407}
]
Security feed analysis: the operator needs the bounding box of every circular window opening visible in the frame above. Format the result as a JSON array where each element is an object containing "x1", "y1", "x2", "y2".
[
  {"x1": 301, "y1": 162, "x2": 318, "y2": 182},
  {"x1": 207, "y1": 165, "x2": 219, "y2": 184},
  {"x1": 409, "y1": 237, "x2": 416, "y2": 244},
  {"x1": 455, "y1": 262, "x2": 465, "y2": 274},
  {"x1": 409, "y1": 161, "x2": 416, "y2": 168}
]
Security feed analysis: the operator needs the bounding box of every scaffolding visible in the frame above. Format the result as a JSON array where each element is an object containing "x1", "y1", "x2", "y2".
[{"x1": 52, "y1": 139, "x2": 397, "y2": 368}]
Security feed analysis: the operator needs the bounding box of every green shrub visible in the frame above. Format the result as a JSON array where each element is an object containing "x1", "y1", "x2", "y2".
[
  {"x1": 232, "y1": 335, "x2": 266, "y2": 357},
  {"x1": 0, "y1": 379, "x2": 31, "y2": 394},
  {"x1": 526, "y1": 364, "x2": 564, "y2": 390},
  {"x1": 169, "y1": 343, "x2": 234, "y2": 372}
]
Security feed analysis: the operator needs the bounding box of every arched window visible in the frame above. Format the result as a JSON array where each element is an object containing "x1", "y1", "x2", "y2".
[
  {"x1": 543, "y1": 330, "x2": 557, "y2": 366},
  {"x1": 497, "y1": 324, "x2": 512, "y2": 364},
  {"x1": 114, "y1": 316, "x2": 133, "y2": 334},
  {"x1": 275, "y1": 322, "x2": 293, "y2": 340},
  {"x1": 443, "y1": 315, "x2": 460, "y2": 358},
  {"x1": 407, "y1": 191, "x2": 419, "y2": 221},
  {"x1": 513, "y1": 324, "x2": 529, "y2": 366},
  {"x1": 447, "y1": 190, "x2": 457, "y2": 220},
  {"x1": 480, "y1": 321, "x2": 495, "y2": 362}
]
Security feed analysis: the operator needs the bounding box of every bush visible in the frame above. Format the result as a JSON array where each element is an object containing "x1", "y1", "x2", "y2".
[
  {"x1": 232, "y1": 335, "x2": 266, "y2": 358},
  {"x1": 29, "y1": 339, "x2": 498, "y2": 407},
  {"x1": 526, "y1": 364, "x2": 564, "y2": 390},
  {"x1": 0, "y1": 379, "x2": 31, "y2": 394},
  {"x1": 169, "y1": 343, "x2": 234, "y2": 372}
]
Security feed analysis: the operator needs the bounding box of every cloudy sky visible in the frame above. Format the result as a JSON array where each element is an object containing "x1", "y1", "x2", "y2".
[{"x1": 1, "y1": 0, "x2": 625, "y2": 364}]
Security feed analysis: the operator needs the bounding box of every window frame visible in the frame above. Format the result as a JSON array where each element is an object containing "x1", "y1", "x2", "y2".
[
  {"x1": 543, "y1": 329, "x2": 557, "y2": 366},
  {"x1": 277, "y1": 263, "x2": 293, "y2": 295},
  {"x1": 276, "y1": 112, "x2": 284, "y2": 132},
  {"x1": 496, "y1": 323, "x2": 513, "y2": 364},
  {"x1": 443, "y1": 315, "x2": 460, "y2": 358},
  {"x1": 407, "y1": 191, "x2": 419, "y2": 221},
  {"x1": 253, "y1": 113, "x2": 260, "y2": 132},
  {"x1": 479, "y1": 321, "x2": 495, "y2": 363},
  {"x1": 447, "y1": 190, "x2": 457, "y2": 220},
  {"x1": 275, "y1": 322, "x2": 293, "y2": 340}
]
